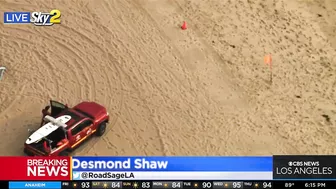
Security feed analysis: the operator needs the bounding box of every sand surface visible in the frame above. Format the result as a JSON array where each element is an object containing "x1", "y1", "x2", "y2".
[{"x1": 0, "y1": 0, "x2": 335, "y2": 155}]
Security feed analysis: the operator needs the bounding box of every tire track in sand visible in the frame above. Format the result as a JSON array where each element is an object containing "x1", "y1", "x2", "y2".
[
  {"x1": 47, "y1": 5, "x2": 127, "y2": 155},
  {"x1": 126, "y1": 0, "x2": 248, "y2": 155},
  {"x1": 30, "y1": 27, "x2": 96, "y2": 101},
  {"x1": 129, "y1": 0, "x2": 273, "y2": 155},
  {"x1": 1, "y1": 1, "x2": 125, "y2": 155},
  {"x1": 104, "y1": 0, "x2": 232, "y2": 155},
  {"x1": 0, "y1": 28, "x2": 43, "y2": 118},
  {"x1": 97, "y1": 0, "x2": 171, "y2": 155}
]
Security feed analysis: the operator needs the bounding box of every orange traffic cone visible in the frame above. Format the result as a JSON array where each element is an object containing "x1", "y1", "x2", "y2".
[{"x1": 181, "y1": 21, "x2": 187, "y2": 30}]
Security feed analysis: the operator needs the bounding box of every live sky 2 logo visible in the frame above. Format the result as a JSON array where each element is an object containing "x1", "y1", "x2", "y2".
[{"x1": 4, "y1": 10, "x2": 61, "y2": 26}]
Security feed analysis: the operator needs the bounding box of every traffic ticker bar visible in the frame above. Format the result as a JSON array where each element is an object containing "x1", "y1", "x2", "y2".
[
  {"x1": 60, "y1": 180, "x2": 336, "y2": 189},
  {"x1": 3, "y1": 181, "x2": 336, "y2": 189}
]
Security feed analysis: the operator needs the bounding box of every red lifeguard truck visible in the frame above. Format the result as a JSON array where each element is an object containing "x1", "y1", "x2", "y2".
[{"x1": 24, "y1": 100, "x2": 109, "y2": 156}]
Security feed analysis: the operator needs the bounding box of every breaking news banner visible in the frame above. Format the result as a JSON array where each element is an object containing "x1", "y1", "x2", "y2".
[
  {"x1": 0, "y1": 157, "x2": 71, "y2": 180},
  {"x1": 0, "y1": 155, "x2": 335, "y2": 182},
  {"x1": 273, "y1": 155, "x2": 336, "y2": 180},
  {"x1": 71, "y1": 156, "x2": 273, "y2": 180}
]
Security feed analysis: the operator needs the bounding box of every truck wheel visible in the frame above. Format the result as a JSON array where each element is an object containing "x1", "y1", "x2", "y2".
[
  {"x1": 59, "y1": 151, "x2": 69, "y2": 156},
  {"x1": 96, "y1": 122, "x2": 107, "y2": 136}
]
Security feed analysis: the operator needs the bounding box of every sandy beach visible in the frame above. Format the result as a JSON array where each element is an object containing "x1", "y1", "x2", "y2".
[{"x1": 0, "y1": 0, "x2": 335, "y2": 155}]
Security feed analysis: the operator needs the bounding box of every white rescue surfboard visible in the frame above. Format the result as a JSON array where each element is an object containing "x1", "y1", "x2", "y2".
[{"x1": 25, "y1": 115, "x2": 71, "y2": 144}]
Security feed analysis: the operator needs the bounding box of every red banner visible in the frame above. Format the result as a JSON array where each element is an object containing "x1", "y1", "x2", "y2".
[{"x1": 0, "y1": 157, "x2": 71, "y2": 180}]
